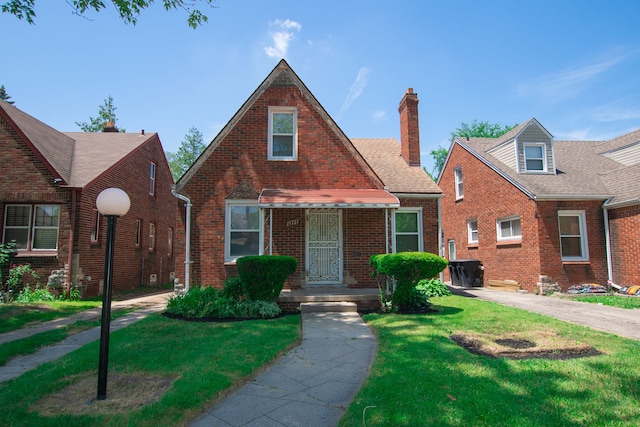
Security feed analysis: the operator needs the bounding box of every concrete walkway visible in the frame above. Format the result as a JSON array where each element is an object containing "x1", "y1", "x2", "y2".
[
  {"x1": 0, "y1": 291, "x2": 171, "y2": 383},
  {"x1": 190, "y1": 307, "x2": 377, "y2": 427},
  {"x1": 450, "y1": 285, "x2": 640, "y2": 340}
]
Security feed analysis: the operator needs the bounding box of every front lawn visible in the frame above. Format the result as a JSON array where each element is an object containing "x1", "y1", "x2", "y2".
[
  {"x1": 0, "y1": 301, "x2": 103, "y2": 334},
  {"x1": 0, "y1": 313, "x2": 301, "y2": 426},
  {"x1": 340, "y1": 295, "x2": 640, "y2": 427},
  {"x1": 564, "y1": 295, "x2": 640, "y2": 309}
]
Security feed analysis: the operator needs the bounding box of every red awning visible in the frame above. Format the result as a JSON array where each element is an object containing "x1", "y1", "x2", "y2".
[{"x1": 258, "y1": 189, "x2": 400, "y2": 208}]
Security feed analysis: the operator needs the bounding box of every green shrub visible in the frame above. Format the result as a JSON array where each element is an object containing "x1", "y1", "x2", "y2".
[
  {"x1": 15, "y1": 285, "x2": 56, "y2": 303},
  {"x1": 165, "y1": 285, "x2": 281, "y2": 319},
  {"x1": 221, "y1": 277, "x2": 245, "y2": 301},
  {"x1": 370, "y1": 252, "x2": 448, "y2": 312},
  {"x1": 237, "y1": 255, "x2": 297, "y2": 302},
  {"x1": 416, "y1": 278, "x2": 452, "y2": 298}
]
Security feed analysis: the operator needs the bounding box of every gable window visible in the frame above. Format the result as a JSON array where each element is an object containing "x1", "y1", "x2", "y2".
[
  {"x1": 90, "y1": 210, "x2": 101, "y2": 243},
  {"x1": 467, "y1": 219, "x2": 478, "y2": 244},
  {"x1": 524, "y1": 143, "x2": 547, "y2": 172},
  {"x1": 558, "y1": 211, "x2": 588, "y2": 261},
  {"x1": 497, "y1": 216, "x2": 521, "y2": 241},
  {"x1": 135, "y1": 219, "x2": 142, "y2": 248},
  {"x1": 268, "y1": 107, "x2": 297, "y2": 160},
  {"x1": 454, "y1": 167, "x2": 463, "y2": 199},
  {"x1": 448, "y1": 239, "x2": 456, "y2": 260},
  {"x1": 149, "y1": 222, "x2": 155, "y2": 251},
  {"x1": 393, "y1": 209, "x2": 423, "y2": 252},
  {"x1": 149, "y1": 162, "x2": 156, "y2": 195},
  {"x1": 225, "y1": 200, "x2": 262, "y2": 261},
  {"x1": 3, "y1": 204, "x2": 60, "y2": 251}
]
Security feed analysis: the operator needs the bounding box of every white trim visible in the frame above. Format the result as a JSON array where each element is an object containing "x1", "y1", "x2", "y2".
[
  {"x1": 467, "y1": 219, "x2": 478, "y2": 244},
  {"x1": 225, "y1": 200, "x2": 264, "y2": 262},
  {"x1": 558, "y1": 210, "x2": 589, "y2": 261},
  {"x1": 523, "y1": 142, "x2": 548, "y2": 172},
  {"x1": 268, "y1": 106, "x2": 298, "y2": 161},
  {"x1": 454, "y1": 166, "x2": 463, "y2": 200},
  {"x1": 149, "y1": 162, "x2": 156, "y2": 195}
]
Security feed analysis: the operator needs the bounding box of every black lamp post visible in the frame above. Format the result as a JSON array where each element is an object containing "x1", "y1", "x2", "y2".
[{"x1": 95, "y1": 188, "x2": 131, "y2": 401}]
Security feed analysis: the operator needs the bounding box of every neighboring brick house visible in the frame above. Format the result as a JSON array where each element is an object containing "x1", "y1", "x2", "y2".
[
  {"x1": 439, "y1": 117, "x2": 640, "y2": 291},
  {"x1": 173, "y1": 60, "x2": 442, "y2": 291},
  {"x1": 0, "y1": 100, "x2": 176, "y2": 297}
]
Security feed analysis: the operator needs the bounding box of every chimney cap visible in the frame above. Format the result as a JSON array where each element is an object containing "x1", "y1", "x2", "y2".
[{"x1": 406, "y1": 88, "x2": 414, "y2": 94}]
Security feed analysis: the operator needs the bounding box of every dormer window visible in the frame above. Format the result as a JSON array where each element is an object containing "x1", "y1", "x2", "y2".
[
  {"x1": 268, "y1": 107, "x2": 297, "y2": 160},
  {"x1": 523, "y1": 143, "x2": 547, "y2": 172}
]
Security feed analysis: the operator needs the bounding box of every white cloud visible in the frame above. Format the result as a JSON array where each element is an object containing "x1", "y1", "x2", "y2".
[
  {"x1": 371, "y1": 110, "x2": 386, "y2": 122},
  {"x1": 591, "y1": 99, "x2": 640, "y2": 122},
  {"x1": 341, "y1": 67, "x2": 371, "y2": 113},
  {"x1": 516, "y1": 50, "x2": 636, "y2": 102},
  {"x1": 264, "y1": 19, "x2": 302, "y2": 59}
]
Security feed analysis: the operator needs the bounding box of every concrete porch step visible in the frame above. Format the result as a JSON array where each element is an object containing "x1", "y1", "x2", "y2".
[{"x1": 300, "y1": 302, "x2": 358, "y2": 313}]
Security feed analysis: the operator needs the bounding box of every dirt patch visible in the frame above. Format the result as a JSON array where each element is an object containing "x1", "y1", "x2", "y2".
[
  {"x1": 32, "y1": 373, "x2": 178, "y2": 416},
  {"x1": 450, "y1": 331, "x2": 602, "y2": 360}
]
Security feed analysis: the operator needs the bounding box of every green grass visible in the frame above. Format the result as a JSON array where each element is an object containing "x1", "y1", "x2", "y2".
[
  {"x1": 340, "y1": 295, "x2": 640, "y2": 427},
  {"x1": 565, "y1": 295, "x2": 640, "y2": 309},
  {"x1": 0, "y1": 313, "x2": 301, "y2": 426},
  {"x1": 0, "y1": 301, "x2": 103, "y2": 334}
]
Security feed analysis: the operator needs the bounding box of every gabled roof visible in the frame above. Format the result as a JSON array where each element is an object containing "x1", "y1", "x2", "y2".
[
  {"x1": 0, "y1": 100, "x2": 161, "y2": 189},
  {"x1": 351, "y1": 138, "x2": 441, "y2": 194},
  {"x1": 446, "y1": 118, "x2": 640, "y2": 206}
]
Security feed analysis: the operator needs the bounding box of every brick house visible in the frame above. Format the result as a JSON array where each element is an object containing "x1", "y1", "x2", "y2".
[
  {"x1": 173, "y1": 60, "x2": 442, "y2": 296},
  {"x1": 0, "y1": 100, "x2": 176, "y2": 297},
  {"x1": 439, "y1": 117, "x2": 640, "y2": 291}
]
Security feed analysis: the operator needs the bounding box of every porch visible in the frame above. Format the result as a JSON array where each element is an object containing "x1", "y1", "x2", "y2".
[{"x1": 277, "y1": 286, "x2": 382, "y2": 313}]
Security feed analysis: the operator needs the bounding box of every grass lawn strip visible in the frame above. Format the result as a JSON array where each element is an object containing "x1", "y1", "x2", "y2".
[
  {"x1": 563, "y1": 294, "x2": 640, "y2": 309},
  {"x1": 340, "y1": 295, "x2": 640, "y2": 427},
  {"x1": 0, "y1": 313, "x2": 301, "y2": 426}
]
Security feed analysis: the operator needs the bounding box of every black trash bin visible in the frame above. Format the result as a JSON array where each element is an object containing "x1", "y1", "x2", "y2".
[{"x1": 448, "y1": 259, "x2": 483, "y2": 287}]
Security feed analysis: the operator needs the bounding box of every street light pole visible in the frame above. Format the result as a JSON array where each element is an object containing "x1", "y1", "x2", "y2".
[{"x1": 95, "y1": 188, "x2": 131, "y2": 401}]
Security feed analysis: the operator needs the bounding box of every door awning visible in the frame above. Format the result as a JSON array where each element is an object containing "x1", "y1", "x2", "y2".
[{"x1": 258, "y1": 189, "x2": 400, "y2": 208}]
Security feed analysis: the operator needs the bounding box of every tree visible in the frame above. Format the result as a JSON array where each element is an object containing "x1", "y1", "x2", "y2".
[
  {"x1": 76, "y1": 95, "x2": 125, "y2": 132},
  {"x1": 424, "y1": 145, "x2": 448, "y2": 181},
  {"x1": 1, "y1": 0, "x2": 216, "y2": 28},
  {"x1": 167, "y1": 126, "x2": 206, "y2": 180},
  {"x1": 0, "y1": 85, "x2": 14, "y2": 104},
  {"x1": 451, "y1": 119, "x2": 518, "y2": 141}
]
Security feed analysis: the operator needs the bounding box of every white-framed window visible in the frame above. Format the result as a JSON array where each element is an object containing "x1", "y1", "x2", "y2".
[
  {"x1": 393, "y1": 209, "x2": 423, "y2": 252},
  {"x1": 149, "y1": 162, "x2": 156, "y2": 195},
  {"x1": 524, "y1": 143, "x2": 547, "y2": 172},
  {"x1": 467, "y1": 219, "x2": 478, "y2": 244},
  {"x1": 225, "y1": 200, "x2": 263, "y2": 261},
  {"x1": 454, "y1": 167, "x2": 463, "y2": 199},
  {"x1": 448, "y1": 239, "x2": 456, "y2": 260},
  {"x1": 90, "y1": 210, "x2": 101, "y2": 243},
  {"x1": 268, "y1": 107, "x2": 297, "y2": 160},
  {"x1": 3, "y1": 204, "x2": 60, "y2": 251},
  {"x1": 558, "y1": 210, "x2": 588, "y2": 261},
  {"x1": 135, "y1": 219, "x2": 142, "y2": 248},
  {"x1": 149, "y1": 222, "x2": 156, "y2": 251},
  {"x1": 168, "y1": 227, "x2": 173, "y2": 257},
  {"x1": 497, "y1": 215, "x2": 521, "y2": 241}
]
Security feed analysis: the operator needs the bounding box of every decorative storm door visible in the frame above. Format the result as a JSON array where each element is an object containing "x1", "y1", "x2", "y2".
[{"x1": 306, "y1": 209, "x2": 342, "y2": 284}]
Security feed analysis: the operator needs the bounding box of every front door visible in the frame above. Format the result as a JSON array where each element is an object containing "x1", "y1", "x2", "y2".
[{"x1": 306, "y1": 209, "x2": 342, "y2": 284}]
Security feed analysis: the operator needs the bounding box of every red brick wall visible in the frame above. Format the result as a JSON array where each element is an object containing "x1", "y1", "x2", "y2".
[
  {"x1": 608, "y1": 204, "x2": 640, "y2": 286},
  {"x1": 440, "y1": 142, "x2": 608, "y2": 291},
  {"x1": 177, "y1": 84, "x2": 440, "y2": 289},
  {"x1": 77, "y1": 136, "x2": 177, "y2": 296}
]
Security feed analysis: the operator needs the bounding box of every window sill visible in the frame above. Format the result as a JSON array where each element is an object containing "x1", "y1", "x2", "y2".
[
  {"x1": 467, "y1": 243, "x2": 478, "y2": 249},
  {"x1": 562, "y1": 261, "x2": 590, "y2": 265},
  {"x1": 14, "y1": 251, "x2": 58, "y2": 258},
  {"x1": 224, "y1": 260, "x2": 238, "y2": 266},
  {"x1": 496, "y1": 239, "x2": 522, "y2": 247}
]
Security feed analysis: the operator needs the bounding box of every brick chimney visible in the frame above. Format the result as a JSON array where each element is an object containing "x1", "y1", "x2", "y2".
[
  {"x1": 103, "y1": 121, "x2": 118, "y2": 132},
  {"x1": 398, "y1": 88, "x2": 421, "y2": 166}
]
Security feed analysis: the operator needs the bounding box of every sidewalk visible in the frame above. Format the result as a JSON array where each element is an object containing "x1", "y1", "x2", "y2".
[
  {"x1": 450, "y1": 285, "x2": 640, "y2": 341},
  {"x1": 190, "y1": 309, "x2": 377, "y2": 427},
  {"x1": 0, "y1": 291, "x2": 172, "y2": 383}
]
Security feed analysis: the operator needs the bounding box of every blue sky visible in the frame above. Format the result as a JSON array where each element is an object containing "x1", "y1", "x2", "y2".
[{"x1": 2, "y1": 0, "x2": 639, "y2": 175}]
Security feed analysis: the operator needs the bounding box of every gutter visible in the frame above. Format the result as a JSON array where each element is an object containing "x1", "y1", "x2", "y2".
[
  {"x1": 602, "y1": 202, "x2": 613, "y2": 283},
  {"x1": 172, "y1": 186, "x2": 192, "y2": 292}
]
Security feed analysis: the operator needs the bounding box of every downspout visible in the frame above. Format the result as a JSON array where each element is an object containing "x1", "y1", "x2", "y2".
[
  {"x1": 66, "y1": 188, "x2": 77, "y2": 299},
  {"x1": 603, "y1": 202, "x2": 613, "y2": 283},
  {"x1": 172, "y1": 186, "x2": 191, "y2": 292}
]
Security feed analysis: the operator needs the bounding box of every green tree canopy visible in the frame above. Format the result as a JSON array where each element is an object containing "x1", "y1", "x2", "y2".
[
  {"x1": 0, "y1": 85, "x2": 14, "y2": 104},
  {"x1": 76, "y1": 95, "x2": 125, "y2": 132},
  {"x1": 1, "y1": 0, "x2": 216, "y2": 28},
  {"x1": 167, "y1": 126, "x2": 206, "y2": 181},
  {"x1": 451, "y1": 119, "x2": 518, "y2": 141},
  {"x1": 424, "y1": 145, "x2": 448, "y2": 181}
]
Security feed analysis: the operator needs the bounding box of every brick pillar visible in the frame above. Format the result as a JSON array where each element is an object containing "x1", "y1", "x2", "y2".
[{"x1": 398, "y1": 88, "x2": 421, "y2": 166}]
